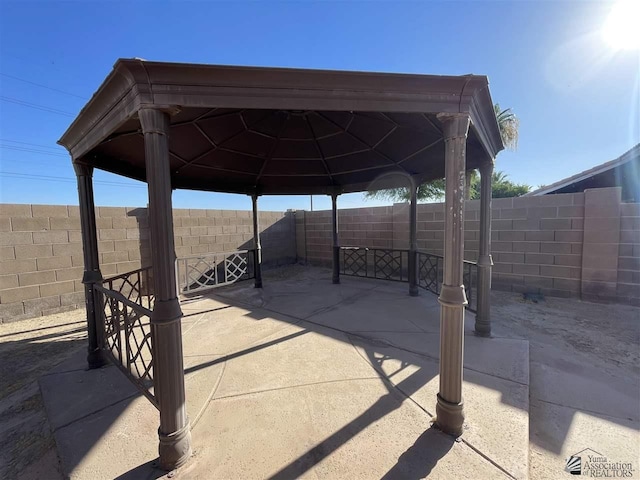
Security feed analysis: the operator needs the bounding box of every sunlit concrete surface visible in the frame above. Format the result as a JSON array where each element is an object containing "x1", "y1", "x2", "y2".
[{"x1": 36, "y1": 266, "x2": 639, "y2": 479}]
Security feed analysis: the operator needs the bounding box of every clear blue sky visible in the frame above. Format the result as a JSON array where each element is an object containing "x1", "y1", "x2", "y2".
[{"x1": 0, "y1": 1, "x2": 638, "y2": 212}]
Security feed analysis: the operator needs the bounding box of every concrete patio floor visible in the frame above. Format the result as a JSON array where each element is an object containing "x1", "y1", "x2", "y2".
[{"x1": 39, "y1": 266, "x2": 530, "y2": 479}]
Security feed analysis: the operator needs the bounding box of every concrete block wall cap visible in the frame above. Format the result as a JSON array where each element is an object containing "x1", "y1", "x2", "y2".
[{"x1": 438, "y1": 284, "x2": 468, "y2": 306}]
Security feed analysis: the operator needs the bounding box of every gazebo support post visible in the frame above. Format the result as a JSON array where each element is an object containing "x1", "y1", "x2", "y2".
[
  {"x1": 74, "y1": 163, "x2": 107, "y2": 369},
  {"x1": 331, "y1": 192, "x2": 340, "y2": 284},
  {"x1": 252, "y1": 194, "x2": 263, "y2": 288},
  {"x1": 435, "y1": 112, "x2": 470, "y2": 437},
  {"x1": 409, "y1": 180, "x2": 419, "y2": 296},
  {"x1": 140, "y1": 107, "x2": 192, "y2": 470},
  {"x1": 475, "y1": 161, "x2": 494, "y2": 336}
]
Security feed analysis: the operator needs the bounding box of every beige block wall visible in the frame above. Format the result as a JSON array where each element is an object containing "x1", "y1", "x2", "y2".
[
  {"x1": 2, "y1": 190, "x2": 638, "y2": 322},
  {"x1": 303, "y1": 206, "x2": 394, "y2": 267},
  {"x1": 581, "y1": 188, "x2": 621, "y2": 301},
  {"x1": 0, "y1": 204, "x2": 296, "y2": 323},
  {"x1": 303, "y1": 191, "x2": 639, "y2": 304},
  {"x1": 617, "y1": 202, "x2": 640, "y2": 305}
]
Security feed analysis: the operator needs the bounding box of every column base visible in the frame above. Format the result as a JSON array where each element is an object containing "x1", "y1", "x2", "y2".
[
  {"x1": 86, "y1": 348, "x2": 108, "y2": 370},
  {"x1": 474, "y1": 321, "x2": 491, "y2": 337},
  {"x1": 254, "y1": 280, "x2": 263, "y2": 289},
  {"x1": 332, "y1": 277, "x2": 340, "y2": 285},
  {"x1": 158, "y1": 421, "x2": 192, "y2": 471},
  {"x1": 435, "y1": 393, "x2": 465, "y2": 437},
  {"x1": 409, "y1": 285, "x2": 419, "y2": 297}
]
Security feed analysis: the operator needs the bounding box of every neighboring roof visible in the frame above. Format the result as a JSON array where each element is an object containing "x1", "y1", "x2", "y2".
[
  {"x1": 58, "y1": 59, "x2": 504, "y2": 195},
  {"x1": 527, "y1": 144, "x2": 640, "y2": 201}
]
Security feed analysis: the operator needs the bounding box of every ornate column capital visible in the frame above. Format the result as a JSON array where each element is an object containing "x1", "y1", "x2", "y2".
[
  {"x1": 479, "y1": 160, "x2": 494, "y2": 176},
  {"x1": 138, "y1": 107, "x2": 171, "y2": 136},
  {"x1": 73, "y1": 162, "x2": 93, "y2": 177},
  {"x1": 327, "y1": 186, "x2": 343, "y2": 198},
  {"x1": 436, "y1": 112, "x2": 471, "y2": 139}
]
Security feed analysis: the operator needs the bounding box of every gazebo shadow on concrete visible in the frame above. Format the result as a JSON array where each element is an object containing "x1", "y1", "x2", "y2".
[
  {"x1": 40, "y1": 266, "x2": 530, "y2": 479},
  {"x1": 54, "y1": 59, "x2": 510, "y2": 476}
]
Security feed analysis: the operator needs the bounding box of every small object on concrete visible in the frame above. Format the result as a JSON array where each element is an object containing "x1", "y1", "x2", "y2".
[{"x1": 523, "y1": 292, "x2": 544, "y2": 303}]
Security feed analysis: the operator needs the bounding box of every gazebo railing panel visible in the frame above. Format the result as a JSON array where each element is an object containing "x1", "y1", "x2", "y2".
[
  {"x1": 340, "y1": 247, "x2": 408, "y2": 282},
  {"x1": 340, "y1": 247, "x2": 477, "y2": 312},
  {"x1": 175, "y1": 249, "x2": 256, "y2": 294},
  {"x1": 341, "y1": 247, "x2": 368, "y2": 277},
  {"x1": 417, "y1": 251, "x2": 443, "y2": 296},
  {"x1": 102, "y1": 266, "x2": 154, "y2": 311},
  {"x1": 95, "y1": 283, "x2": 157, "y2": 408},
  {"x1": 463, "y1": 260, "x2": 478, "y2": 313}
]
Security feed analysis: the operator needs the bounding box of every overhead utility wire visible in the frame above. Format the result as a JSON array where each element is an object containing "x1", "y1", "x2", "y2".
[
  {"x1": 0, "y1": 96, "x2": 76, "y2": 117},
  {"x1": 0, "y1": 73, "x2": 87, "y2": 100},
  {"x1": 0, "y1": 171, "x2": 146, "y2": 188},
  {"x1": 0, "y1": 139, "x2": 66, "y2": 151},
  {"x1": 0, "y1": 145, "x2": 68, "y2": 158}
]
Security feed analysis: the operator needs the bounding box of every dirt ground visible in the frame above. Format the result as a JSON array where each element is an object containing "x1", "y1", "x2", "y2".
[
  {"x1": 0, "y1": 310, "x2": 86, "y2": 480},
  {"x1": 491, "y1": 290, "x2": 640, "y2": 480},
  {"x1": 492, "y1": 290, "x2": 639, "y2": 376},
  {"x1": 1, "y1": 271, "x2": 638, "y2": 479}
]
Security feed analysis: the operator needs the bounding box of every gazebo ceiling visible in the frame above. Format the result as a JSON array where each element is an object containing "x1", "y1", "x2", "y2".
[{"x1": 59, "y1": 59, "x2": 504, "y2": 195}]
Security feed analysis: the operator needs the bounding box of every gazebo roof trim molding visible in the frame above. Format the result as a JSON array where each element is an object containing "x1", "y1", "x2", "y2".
[
  {"x1": 59, "y1": 59, "x2": 503, "y2": 160},
  {"x1": 58, "y1": 59, "x2": 503, "y2": 195}
]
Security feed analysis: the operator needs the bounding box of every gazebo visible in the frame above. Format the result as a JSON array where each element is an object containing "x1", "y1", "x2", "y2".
[{"x1": 58, "y1": 59, "x2": 503, "y2": 470}]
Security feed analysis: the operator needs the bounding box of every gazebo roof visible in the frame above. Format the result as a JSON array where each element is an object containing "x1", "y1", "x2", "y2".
[{"x1": 58, "y1": 59, "x2": 503, "y2": 195}]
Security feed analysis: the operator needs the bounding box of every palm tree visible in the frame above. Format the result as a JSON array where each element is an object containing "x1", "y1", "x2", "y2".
[
  {"x1": 366, "y1": 103, "x2": 520, "y2": 202},
  {"x1": 464, "y1": 105, "x2": 518, "y2": 198},
  {"x1": 494, "y1": 104, "x2": 519, "y2": 151}
]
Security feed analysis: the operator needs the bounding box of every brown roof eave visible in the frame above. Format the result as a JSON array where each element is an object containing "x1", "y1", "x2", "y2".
[
  {"x1": 57, "y1": 58, "x2": 504, "y2": 172},
  {"x1": 57, "y1": 59, "x2": 143, "y2": 159}
]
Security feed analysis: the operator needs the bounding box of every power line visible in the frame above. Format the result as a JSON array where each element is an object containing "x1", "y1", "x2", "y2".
[
  {"x1": 0, "y1": 145, "x2": 68, "y2": 157},
  {"x1": 0, "y1": 73, "x2": 87, "y2": 100},
  {"x1": 2, "y1": 53, "x2": 75, "y2": 76},
  {"x1": 0, "y1": 139, "x2": 66, "y2": 151},
  {"x1": 0, "y1": 171, "x2": 146, "y2": 188},
  {"x1": 0, "y1": 96, "x2": 76, "y2": 117}
]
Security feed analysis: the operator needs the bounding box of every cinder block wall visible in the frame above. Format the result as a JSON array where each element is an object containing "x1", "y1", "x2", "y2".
[
  {"x1": 302, "y1": 189, "x2": 639, "y2": 305},
  {"x1": 304, "y1": 206, "x2": 394, "y2": 267},
  {"x1": 617, "y1": 202, "x2": 640, "y2": 304},
  {"x1": 0, "y1": 204, "x2": 296, "y2": 323}
]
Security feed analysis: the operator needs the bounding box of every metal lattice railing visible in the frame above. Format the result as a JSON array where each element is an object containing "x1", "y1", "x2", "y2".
[
  {"x1": 417, "y1": 251, "x2": 442, "y2": 295},
  {"x1": 341, "y1": 247, "x2": 477, "y2": 313},
  {"x1": 95, "y1": 281, "x2": 157, "y2": 408},
  {"x1": 102, "y1": 266, "x2": 154, "y2": 311},
  {"x1": 415, "y1": 250, "x2": 477, "y2": 313},
  {"x1": 463, "y1": 260, "x2": 478, "y2": 313},
  {"x1": 340, "y1": 247, "x2": 409, "y2": 282},
  {"x1": 175, "y1": 250, "x2": 255, "y2": 294}
]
